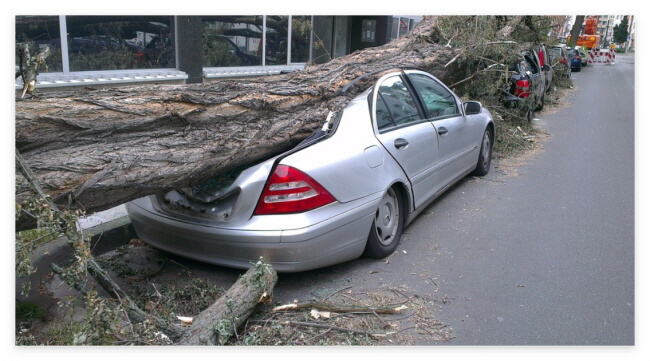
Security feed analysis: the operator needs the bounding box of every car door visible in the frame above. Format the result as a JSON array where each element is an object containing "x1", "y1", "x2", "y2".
[
  {"x1": 372, "y1": 74, "x2": 440, "y2": 209},
  {"x1": 523, "y1": 52, "x2": 544, "y2": 103},
  {"x1": 538, "y1": 45, "x2": 552, "y2": 91},
  {"x1": 405, "y1": 71, "x2": 480, "y2": 190}
]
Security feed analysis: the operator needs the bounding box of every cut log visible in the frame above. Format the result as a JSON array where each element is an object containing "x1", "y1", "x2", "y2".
[
  {"x1": 178, "y1": 259, "x2": 278, "y2": 345},
  {"x1": 15, "y1": 16, "x2": 458, "y2": 214}
]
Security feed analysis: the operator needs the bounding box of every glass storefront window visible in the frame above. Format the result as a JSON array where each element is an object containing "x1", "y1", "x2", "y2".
[
  {"x1": 266, "y1": 16, "x2": 289, "y2": 65},
  {"x1": 202, "y1": 16, "x2": 263, "y2": 67},
  {"x1": 66, "y1": 16, "x2": 174, "y2": 71},
  {"x1": 291, "y1": 16, "x2": 311, "y2": 63},
  {"x1": 15, "y1": 16, "x2": 63, "y2": 72}
]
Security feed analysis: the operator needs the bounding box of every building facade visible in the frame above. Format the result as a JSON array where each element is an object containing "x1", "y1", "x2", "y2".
[
  {"x1": 594, "y1": 15, "x2": 625, "y2": 47},
  {"x1": 15, "y1": 15, "x2": 422, "y2": 90},
  {"x1": 548, "y1": 15, "x2": 571, "y2": 41}
]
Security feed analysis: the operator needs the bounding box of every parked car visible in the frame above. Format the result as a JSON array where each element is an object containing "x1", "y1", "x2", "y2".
[
  {"x1": 567, "y1": 49, "x2": 582, "y2": 72},
  {"x1": 575, "y1": 46, "x2": 588, "y2": 67},
  {"x1": 537, "y1": 44, "x2": 553, "y2": 92},
  {"x1": 132, "y1": 34, "x2": 174, "y2": 67},
  {"x1": 127, "y1": 69, "x2": 495, "y2": 272},
  {"x1": 502, "y1": 51, "x2": 546, "y2": 121},
  {"x1": 549, "y1": 46, "x2": 571, "y2": 78}
]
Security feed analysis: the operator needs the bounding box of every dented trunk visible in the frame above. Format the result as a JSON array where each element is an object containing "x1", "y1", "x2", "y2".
[{"x1": 152, "y1": 112, "x2": 341, "y2": 225}]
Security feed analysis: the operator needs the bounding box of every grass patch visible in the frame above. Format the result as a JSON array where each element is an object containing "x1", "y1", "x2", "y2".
[{"x1": 16, "y1": 302, "x2": 46, "y2": 322}]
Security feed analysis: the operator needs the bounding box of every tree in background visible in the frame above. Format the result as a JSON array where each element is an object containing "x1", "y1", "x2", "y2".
[
  {"x1": 566, "y1": 16, "x2": 585, "y2": 48},
  {"x1": 613, "y1": 17, "x2": 629, "y2": 45}
]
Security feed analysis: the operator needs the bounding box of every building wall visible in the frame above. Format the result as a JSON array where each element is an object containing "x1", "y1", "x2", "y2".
[{"x1": 16, "y1": 15, "x2": 423, "y2": 90}]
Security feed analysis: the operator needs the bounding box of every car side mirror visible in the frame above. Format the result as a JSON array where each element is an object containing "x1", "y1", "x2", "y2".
[
  {"x1": 543, "y1": 64, "x2": 551, "y2": 71},
  {"x1": 464, "y1": 101, "x2": 482, "y2": 115}
]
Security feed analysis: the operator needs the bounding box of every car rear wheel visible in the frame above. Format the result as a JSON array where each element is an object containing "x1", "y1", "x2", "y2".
[
  {"x1": 535, "y1": 94, "x2": 545, "y2": 111},
  {"x1": 472, "y1": 128, "x2": 493, "y2": 176},
  {"x1": 363, "y1": 187, "x2": 404, "y2": 259}
]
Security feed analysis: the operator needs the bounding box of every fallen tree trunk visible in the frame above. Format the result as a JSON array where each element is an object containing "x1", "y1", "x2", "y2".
[{"x1": 15, "y1": 16, "x2": 458, "y2": 214}]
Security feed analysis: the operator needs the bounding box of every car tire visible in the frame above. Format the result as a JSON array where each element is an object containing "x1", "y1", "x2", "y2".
[
  {"x1": 363, "y1": 187, "x2": 404, "y2": 259},
  {"x1": 535, "y1": 94, "x2": 545, "y2": 111},
  {"x1": 472, "y1": 128, "x2": 493, "y2": 177},
  {"x1": 576, "y1": 64, "x2": 581, "y2": 72}
]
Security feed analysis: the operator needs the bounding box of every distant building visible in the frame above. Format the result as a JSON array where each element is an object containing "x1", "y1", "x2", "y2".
[
  {"x1": 548, "y1": 15, "x2": 571, "y2": 41},
  {"x1": 15, "y1": 15, "x2": 423, "y2": 90},
  {"x1": 594, "y1": 15, "x2": 625, "y2": 47}
]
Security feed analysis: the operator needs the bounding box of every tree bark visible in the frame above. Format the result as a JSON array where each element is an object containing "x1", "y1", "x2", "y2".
[
  {"x1": 567, "y1": 16, "x2": 585, "y2": 48},
  {"x1": 178, "y1": 260, "x2": 278, "y2": 345},
  {"x1": 15, "y1": 16, "x2": 456, "y2": 214}
]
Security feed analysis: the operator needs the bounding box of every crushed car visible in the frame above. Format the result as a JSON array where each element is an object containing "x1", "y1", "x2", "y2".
[{"x1": 127, "y1": 69, "x2": 496, "y2": 272}]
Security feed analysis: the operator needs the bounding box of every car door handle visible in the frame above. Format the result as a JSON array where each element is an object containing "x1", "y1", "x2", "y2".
[
  {"x1": 394, "y1": 138, "x2": 409, "y2": 149},
  {"x1": 438, "y1": 127, "x2": 449, "y2": 135}
]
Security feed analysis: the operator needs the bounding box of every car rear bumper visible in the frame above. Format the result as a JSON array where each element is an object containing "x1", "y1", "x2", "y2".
[{"x1": 127, "y1": 195, "x2": 378, "y2": 272}]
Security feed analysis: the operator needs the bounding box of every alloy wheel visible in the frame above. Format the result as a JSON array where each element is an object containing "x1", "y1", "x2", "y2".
[{"x1": 374, "y1": 188, "x2": 400, "y2": 246}]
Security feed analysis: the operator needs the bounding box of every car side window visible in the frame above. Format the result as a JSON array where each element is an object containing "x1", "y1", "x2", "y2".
[
  {"x1": 376, "y1": 76, "x2": 421, "y2": 129},
  {"x1": 408, "y1": 74, "x2": 459, "y2": 119},
  {"x1": 375, "y1": 94, "x2": 395, "y2": 130}
]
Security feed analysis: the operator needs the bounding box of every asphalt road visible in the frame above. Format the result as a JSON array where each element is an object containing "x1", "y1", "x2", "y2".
[
  {"x1": 409, "y1": 55, "x2": 635, "y2": 345},
  {"x1": 272, "y1": 55, "x2": 635, "y2": 345}
]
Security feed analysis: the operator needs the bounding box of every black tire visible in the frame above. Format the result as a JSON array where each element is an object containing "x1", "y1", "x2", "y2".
[
  {"x1": 363, "y1": 187, "x2": 404, "y2": 259},
  {"x1": 472, "y1": 128, "x2": 493, "y2": 177},
  {"x1": 576, "y1": 64, "x2": 581, "y2": 72},
  {"x1": 535, "y1": 94, "x2": 545, "y2": 111}
]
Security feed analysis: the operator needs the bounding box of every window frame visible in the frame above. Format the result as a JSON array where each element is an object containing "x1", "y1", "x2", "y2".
[
  {"x1": 15, "y1": 15, "x2": 313, "y2": 88},
  {"x1": 372, "y1": 73, "x2": 428, "y2": 134},
  {"x1": 203, "y1": 15, "x2": 312, "y2": 78}
]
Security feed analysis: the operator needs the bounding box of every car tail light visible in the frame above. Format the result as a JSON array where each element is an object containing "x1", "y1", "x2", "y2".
[
  {"x1": 514, "y1": 79, "x2": 530, "y2": 98},
  {"x1": 254, "y1": 165, "x2": 336, "y2": 215},
  {"x1": 560, "y1": 56, "x2": 567, "y2": 64},
  {"x1": 576, "y1": 55, "x2": 581, "y2": 60}
]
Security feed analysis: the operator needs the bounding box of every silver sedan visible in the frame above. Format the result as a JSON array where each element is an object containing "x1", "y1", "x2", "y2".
[{"x1": 127, "y1": 69, "x2": 495, "y2": 272}]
